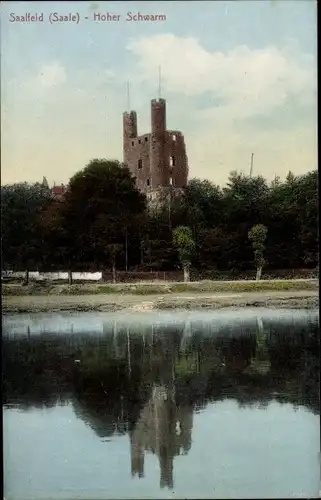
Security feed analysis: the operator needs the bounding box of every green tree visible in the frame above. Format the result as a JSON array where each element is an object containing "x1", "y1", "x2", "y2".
[
  {"x1": 39, "y1": 198, "x2": 82, "y2": 284},
  {"x1": 197, "y1": 227, "x2": 230, "y2": 271},
  {"x1": 58, "y1": 159, "x2": 146, "y2": 274},
  {"x1": 173, "y1": 226, "x2": 196, "y2": 282},
  {"x1": 1, "y1": 182, "x2": 51, "y2": 281},
  {"x1": 143, "y1": 208, "x2": 177, "y2": 270},
  {"x1": 185, "y1": 178, "x2": 222, "y2": 234},
  {"x1": 292, "y1": 171, "x2": 318, "y2": 267},
  {"x1": 220, "y1": 173, "x2": 270, "y2": 270},
  {"x1": 248, "y1": 224, "x2": 268, "y2": 280},
  {"x1": 266, "y1": 170, "x2": 318, "y2": 269}
]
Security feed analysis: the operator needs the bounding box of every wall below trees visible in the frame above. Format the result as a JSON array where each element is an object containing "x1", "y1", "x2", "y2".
[
  {"x1": 2, "y1": 268, "x2": 317, "y2": 283},
  {"x1": 1, "y1": 271, "x2": 102, "y2": 281}
]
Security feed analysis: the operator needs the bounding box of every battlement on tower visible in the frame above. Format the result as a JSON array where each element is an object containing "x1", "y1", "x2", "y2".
[{"x1": 122, "y1": 98, "x2": 188, "y2": 196}]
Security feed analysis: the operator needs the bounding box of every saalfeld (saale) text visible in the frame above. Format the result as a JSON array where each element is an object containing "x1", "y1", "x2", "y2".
[{"x1": 9, "y1": 12, "x2": 44, "y2": 22}]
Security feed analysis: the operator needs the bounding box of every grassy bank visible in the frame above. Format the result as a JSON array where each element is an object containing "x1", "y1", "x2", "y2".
[
  {"x1": 2, "y1": 279, "x2": 318, "y2": 297},
  {"x1": 156, "y1": 294, "x2": 319, "y2": 311}
]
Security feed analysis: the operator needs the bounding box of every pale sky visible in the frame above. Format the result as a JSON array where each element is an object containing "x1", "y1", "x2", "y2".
[{"x1": 1, "y1": 0, "x2": 317, "y2": 187}]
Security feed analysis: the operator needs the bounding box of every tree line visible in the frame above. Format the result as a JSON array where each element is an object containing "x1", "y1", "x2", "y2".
[{"x1": 1, "y1": 159, "x2": 318, "y2": 281}]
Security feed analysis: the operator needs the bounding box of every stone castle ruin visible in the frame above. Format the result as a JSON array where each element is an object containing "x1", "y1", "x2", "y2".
[{"x1": 123, "y1": 98, "x2": 188, "y2": 204}]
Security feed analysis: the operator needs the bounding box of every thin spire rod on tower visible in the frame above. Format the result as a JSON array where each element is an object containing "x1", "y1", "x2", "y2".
[
  {"x1": 158, "y1": 65, "x2": 162, "y2": 99},
  {"x1": 127, "y1": 81, "x2": 131, "y2": 111}
]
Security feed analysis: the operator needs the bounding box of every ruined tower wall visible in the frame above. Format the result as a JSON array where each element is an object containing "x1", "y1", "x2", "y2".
[
  {"x1": 122, "y1": 99, "x2": 188, "y2": 197},
  {"x1": 164, "y1": 131, "x2": 188, "y2": 187},
  {"x1": 123, "y1": 111, "x2": 138, "y2": 164},
  {"x1": 125, "y1": 133, "x2": 152, "y2": 192},
  {"x1": 150, "y1": 98, "x2": 167, "y2": 188}
]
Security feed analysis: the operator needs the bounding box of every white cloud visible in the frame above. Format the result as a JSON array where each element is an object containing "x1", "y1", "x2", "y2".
[
  {"x1": 104, "y1": 69, "x2": 116, "y2": 81},
  {"x1": 126, "y1": 34, "x2": 316, "y2": 118},
  {"x1": 124, "y1": 34, "x2": 316, "y2": 184},
  {"x1": 37, "y1": 62, "x2": 66, "y2": 88}
]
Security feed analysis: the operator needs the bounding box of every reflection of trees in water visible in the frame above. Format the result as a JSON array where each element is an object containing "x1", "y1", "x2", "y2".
[
  {"x1": 2, "y1": 335, "x2": 75, "y2": 408},
  {"x1": 3, "y1": 318, "x2": 319, "y2": 411},
  {"x1": 3, "y1": 316, "x2": 319, "y2": 486}
]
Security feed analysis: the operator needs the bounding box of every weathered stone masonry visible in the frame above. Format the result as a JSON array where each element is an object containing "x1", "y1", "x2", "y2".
[{"x1": 123, "y1": 98, "x2": 188, "y2": 200}]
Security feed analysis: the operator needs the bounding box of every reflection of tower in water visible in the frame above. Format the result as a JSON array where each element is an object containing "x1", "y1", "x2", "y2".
[
  {"x1": 131, "y1": 433, "x2": 145, "y2": 478},
  {"x1": 130, "y1": 385, "x2": 194, "y2": 489},
  {"x1": 129, "y1": 331, "x2": 194, "y2": 489}
]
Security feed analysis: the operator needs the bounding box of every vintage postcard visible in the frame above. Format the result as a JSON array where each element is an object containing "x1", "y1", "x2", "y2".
[{"x1": 1, "y1": 1, "x2": 318, "y2": 499}]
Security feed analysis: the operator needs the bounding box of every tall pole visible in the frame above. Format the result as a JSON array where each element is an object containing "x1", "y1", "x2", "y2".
[
  {"x1": 158, "y1": 66, "x2": 162, "y2": 99},
  {"x1": 127, "y1": 81, "x2": 131, "y2": 111},
  {"x1": 250, "y1": 153, "x2": 254, "y2": 178},
  {"x1": 125, "y1": 227, "x2": 128, "y2": 272}
]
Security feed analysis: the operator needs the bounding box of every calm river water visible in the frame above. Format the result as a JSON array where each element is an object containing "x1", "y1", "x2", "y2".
[{"x1": 3, "y1": 308, "x2": 320, "y2": 499}]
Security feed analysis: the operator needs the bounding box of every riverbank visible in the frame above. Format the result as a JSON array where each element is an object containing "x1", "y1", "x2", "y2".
[
  {"x1": 2, "y1": 288, "x2": 319, "y2": 314},
  {"x1": 2, "y1": 278, "x2": 318, "y2": 296}
]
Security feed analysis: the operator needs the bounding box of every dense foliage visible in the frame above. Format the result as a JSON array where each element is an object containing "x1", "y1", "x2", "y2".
[
  {"x1": 1, "y1": 161, "x2": 318, "y2": 274},
  {"x1": 1, "y1": 182, "x2": 51, "y2": 271}
]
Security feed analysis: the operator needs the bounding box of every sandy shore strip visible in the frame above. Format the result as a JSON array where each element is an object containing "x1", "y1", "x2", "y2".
[{"x1": 2, "y1": 290, "x2": 318, "y2": 314}]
